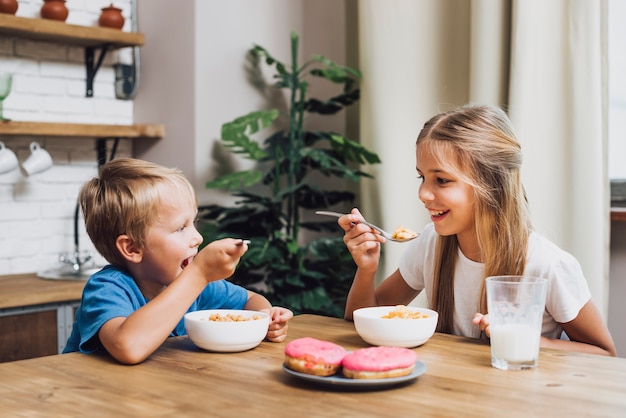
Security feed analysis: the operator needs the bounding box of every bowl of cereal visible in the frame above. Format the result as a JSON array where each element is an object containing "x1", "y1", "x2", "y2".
[
  {"x1": 352, "y1": 305, "x2": 438, "y2": 348},
  {"x1": 184, "y1": 309, "x2": 270, "y2": 352}
]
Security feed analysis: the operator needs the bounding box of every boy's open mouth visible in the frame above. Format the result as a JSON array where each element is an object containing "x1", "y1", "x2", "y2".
[{"x1": 181, "y1": 258, "x2": 191, "y2": 269}]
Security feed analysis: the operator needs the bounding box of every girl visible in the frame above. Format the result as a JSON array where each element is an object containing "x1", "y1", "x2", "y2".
[{"x1": 339, "y1": 104, "x2": 616, "y2": 356}]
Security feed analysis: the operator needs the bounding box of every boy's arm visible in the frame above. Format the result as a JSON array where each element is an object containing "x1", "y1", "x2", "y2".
[{"x1": 99, "y1": 240, "x2": 246, "y2": 364}]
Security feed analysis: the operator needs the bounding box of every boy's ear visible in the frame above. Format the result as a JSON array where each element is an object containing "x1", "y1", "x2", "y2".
[{"x1": 115, "y1": 234, "x2": 143, "y2": 263}]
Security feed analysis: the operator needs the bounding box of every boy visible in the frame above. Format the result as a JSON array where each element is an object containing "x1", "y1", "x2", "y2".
[{"x1": 64, "y1": 158, "x2": 292, "y2": 364}]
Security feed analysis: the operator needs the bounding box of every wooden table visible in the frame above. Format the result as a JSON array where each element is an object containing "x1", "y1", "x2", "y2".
[{"x1": 0, "y1": 314, "x2": 624, "y2": 417}]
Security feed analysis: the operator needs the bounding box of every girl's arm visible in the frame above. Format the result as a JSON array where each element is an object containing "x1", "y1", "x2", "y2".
[
  {"x1": 341, "y1": 208, "x2": 420, "y2": 320},
  {"x1": 345, "y1": 268, "x2": 420, "y2": 320},
  {"x1": 473, "y1": 300, "x2": 617, "y2": 356},
  {"x1": 544, "y1": 300, "x2": 616, "y2": 356}
]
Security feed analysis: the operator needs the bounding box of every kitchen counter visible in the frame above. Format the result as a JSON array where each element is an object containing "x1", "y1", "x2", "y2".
[{"x1": 0, "y1": 273, "x2": 85, "y2": 310}]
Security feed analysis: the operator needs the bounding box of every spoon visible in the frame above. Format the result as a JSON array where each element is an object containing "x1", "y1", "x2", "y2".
[{"x1": 315, "y1": 211, "x2": 419, "y2": 242}]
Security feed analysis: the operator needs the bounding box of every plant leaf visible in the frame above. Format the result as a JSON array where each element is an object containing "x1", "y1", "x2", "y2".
[
  {"x1": 200, "y1": 32, "x2": 382, "y2": 316},
  {"x1": 310, "y1": 55, "x2": 362, "y2": 82},
  {"x1": 220, "y1": 110, "x2": 279, "y2": 160},
  {"x1": 305, "y1": 90, "x2": 360, "y2": 115},
  {"x1": 328, "y1": 133, "x2": 381, "y2": 164},
  {"x1": 205, "y1": 170, "x2": 264, "y2": 190}
]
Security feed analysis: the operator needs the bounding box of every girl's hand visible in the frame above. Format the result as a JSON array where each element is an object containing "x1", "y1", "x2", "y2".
[
  {"x1": 262, "y1": 307, "x2": 293, "y2": 342},
  {"x1": 338, "y1": 208, "x2": 385, "y2": 273},
  {"x1": 472, "y1": 313, "x2": 491, "y2": 338}
]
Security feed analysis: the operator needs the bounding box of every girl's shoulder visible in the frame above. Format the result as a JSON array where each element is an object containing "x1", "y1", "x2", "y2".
[
  {"x1": 526, "y1": 232, "x2": 583, "y2": 277},
  {"x1": 528, "y1": 232, "x2": 575, "y2": 258}
]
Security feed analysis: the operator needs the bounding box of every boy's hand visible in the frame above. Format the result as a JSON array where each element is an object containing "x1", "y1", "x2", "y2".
[
  {"x1": 193, "y1": 238, "x2": 247, "y2": 282},
  {"x1": 262, "y1": 307, "x2": 293, "y2": 342}
]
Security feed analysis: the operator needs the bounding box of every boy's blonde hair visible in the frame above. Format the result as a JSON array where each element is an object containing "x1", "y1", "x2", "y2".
[
  {"x1": 79, "y1": 158, "x2": 196, "y2": 269},
  {"x1": 416, "y1": 104, "x2": 532, "y2": 334}
]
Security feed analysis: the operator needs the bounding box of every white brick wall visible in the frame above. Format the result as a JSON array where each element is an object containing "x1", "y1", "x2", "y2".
[{"x1": 0, "y1": 0, "x2": 135, "y2": 275}]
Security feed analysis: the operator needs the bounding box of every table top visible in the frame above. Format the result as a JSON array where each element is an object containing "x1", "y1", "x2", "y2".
[{"x1": 0, "y1": 314, "x2": 624, "y2": 417}]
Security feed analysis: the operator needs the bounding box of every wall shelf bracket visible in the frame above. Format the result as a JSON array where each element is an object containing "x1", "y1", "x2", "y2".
[
  {"x1": 85, "y1": 45, "x2": 110, "y2": 97},
  {"x1": 95, "y1": 137, "x2": 121, "y2": 168}
]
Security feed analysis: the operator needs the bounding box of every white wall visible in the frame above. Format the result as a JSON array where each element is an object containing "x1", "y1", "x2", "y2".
[
  {"x1": 0, "y1": 0, "x2": 135, "y2": 274},
  {"x1": 608, "y1": 0, "x2": 626, "y2": 180},
  {"x1": 134, "y1": 0, "x2": 349, "y2": 206},
  {"x1": 609, "y1": 222, "x2": 626, "y2": 356},
  {"x1": 607, "y1": 0, "x2": 626, "y2": 356}
]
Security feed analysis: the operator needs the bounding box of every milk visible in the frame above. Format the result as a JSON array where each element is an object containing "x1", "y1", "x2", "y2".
[{"x1": 490, "y1": 324, "x2": 539, "y2": 362}]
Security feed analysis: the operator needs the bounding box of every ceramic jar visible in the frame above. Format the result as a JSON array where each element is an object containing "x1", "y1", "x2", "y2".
[
  {"x1": 0, "y1": 0, "x2": 18, "y2": 15},
  {"x1": 40, "y1": 0, "x2": 68, "y2": 22},
  {"x1": 98, "y1": 4, "x2": 124, "y2": 30}
]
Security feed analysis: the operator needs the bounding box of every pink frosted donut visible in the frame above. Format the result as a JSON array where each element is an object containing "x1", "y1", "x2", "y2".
[
  {"x1": 284, "y1": 337, "x2": 347, "y2": 376},
  {"x1": 341, "y1": 346, "x2": 418, "y2": 379}
]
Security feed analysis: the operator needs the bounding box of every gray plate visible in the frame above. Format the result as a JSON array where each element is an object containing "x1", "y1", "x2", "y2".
[{"x1": 282, "y1": 360, "x2": 426, "y2": 389}]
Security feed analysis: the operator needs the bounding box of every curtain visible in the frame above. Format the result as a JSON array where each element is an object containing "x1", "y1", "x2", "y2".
[{"x1": 357, "y1": 0, "x2": 610, "y2": 318}]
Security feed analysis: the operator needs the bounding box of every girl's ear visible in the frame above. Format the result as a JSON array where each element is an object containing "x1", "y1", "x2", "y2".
[{"x1": 116, "y1": 234, "x2": 143, "y2": 263}]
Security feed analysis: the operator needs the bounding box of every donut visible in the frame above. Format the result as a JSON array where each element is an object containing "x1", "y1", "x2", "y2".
[
  {"x1": 284, "y1": 337, "x2": 347, "y2": 376},
  {"x1": 341, "y1": 346, "x2": 418, "y2": 379}
]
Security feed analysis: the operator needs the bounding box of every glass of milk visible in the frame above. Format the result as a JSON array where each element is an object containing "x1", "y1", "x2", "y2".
[{"x1": 486, "y1": 276, "x2": 548, "y2": 370}]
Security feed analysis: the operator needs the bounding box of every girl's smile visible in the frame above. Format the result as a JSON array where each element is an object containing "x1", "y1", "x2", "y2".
[
  {"x1": 427, "y1": 208, "x2": 450, "y2": 221},
  {"x1": 416, "y1": 144, "x2": 479, "y2": 259}
]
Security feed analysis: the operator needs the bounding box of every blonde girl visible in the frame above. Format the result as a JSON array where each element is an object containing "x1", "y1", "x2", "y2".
[{"x1": 340, "y1": 105, "x2": 615, "y2": 356}]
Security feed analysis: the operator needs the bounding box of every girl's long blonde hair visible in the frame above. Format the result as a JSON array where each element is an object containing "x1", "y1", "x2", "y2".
[{"x1": 416, "y1": 105, "x2": 532, "y2": 334}]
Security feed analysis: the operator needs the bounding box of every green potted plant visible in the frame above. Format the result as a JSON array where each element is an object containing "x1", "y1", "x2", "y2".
[{"x1": 198, "y1": 31, "x2": 380, "y2": 317}]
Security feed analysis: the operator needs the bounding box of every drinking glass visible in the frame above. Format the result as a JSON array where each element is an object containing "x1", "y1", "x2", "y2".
[
  {"x1": 0, "y1": 72, "x2": 13, "y2": 121},
  {"x1": 486, "y1": 275, "x2": 548, "y2": 370}
]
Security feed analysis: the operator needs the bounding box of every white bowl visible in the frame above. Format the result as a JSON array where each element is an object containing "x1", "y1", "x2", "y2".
[
  {"x1": 353, "y1": 306, "x2": 439, "y2": 348},
  {"x1": 184, "y1": 309, "x2": 270, "y2": 352}
]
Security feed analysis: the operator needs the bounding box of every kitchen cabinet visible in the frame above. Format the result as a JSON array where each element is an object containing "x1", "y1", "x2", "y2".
[
  {"x1": 0, "y1": 302, "x2": 78, "y2": 362},
  {"x1": 0, "y1": 274, "x2": 85, "y2": 363}
]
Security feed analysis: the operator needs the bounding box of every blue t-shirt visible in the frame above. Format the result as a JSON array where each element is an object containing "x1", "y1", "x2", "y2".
[{"x1": 63, "y1": 265, "x2": 249, "y2": 354}]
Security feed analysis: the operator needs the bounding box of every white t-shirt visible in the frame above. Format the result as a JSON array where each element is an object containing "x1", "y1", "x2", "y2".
[{"x1": 398, "y1": 223, "x2": 591, "y2": 339}]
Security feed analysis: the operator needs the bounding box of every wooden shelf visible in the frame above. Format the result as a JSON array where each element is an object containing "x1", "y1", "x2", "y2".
[
  {"x1": 0, "y1": 13, "x2": 143, "y2": 48},
  {"x1": 0, "y1": 15, "x2": 161, "y2": 142},
  {"x1": 0, "y1": 121, "x2": 164, "y2": 139}
]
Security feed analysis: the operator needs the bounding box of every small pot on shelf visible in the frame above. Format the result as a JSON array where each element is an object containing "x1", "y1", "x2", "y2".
[
  {"x1": 40, "y1": 0, "x2": 68, "y2": 22},
  {"x1": 0, "y1": 0, "x2": 18, "y2": 15},
  {"x1": 98, "y1": 4, "x2": 124, "y2": 30}
]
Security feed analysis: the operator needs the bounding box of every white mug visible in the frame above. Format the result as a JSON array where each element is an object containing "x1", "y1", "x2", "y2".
[
  {"x1": 0, "y1": 141, "x2": 19, "y2": 174},
  {"x1": 20, "y1": 141, "x2": 53, "y2": 176}
]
